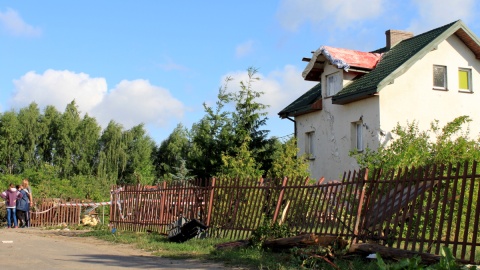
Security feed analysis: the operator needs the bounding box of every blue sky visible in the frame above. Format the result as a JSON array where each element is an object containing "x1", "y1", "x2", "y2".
[{"x1": 1, "y1": 0, "x2": 479, "y2": 144}]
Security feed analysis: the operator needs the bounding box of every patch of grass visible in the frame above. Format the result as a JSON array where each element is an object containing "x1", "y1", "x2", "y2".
[{"x1": 80, "y1": 227, "x2": 380, "y2": 269}]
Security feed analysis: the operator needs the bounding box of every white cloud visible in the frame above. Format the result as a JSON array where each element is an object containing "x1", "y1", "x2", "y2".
[
  {"x1": 408, "y1": 0, "x2": 476, "y2": 33},
  {"x1": 222, "y1": 65, "x2": 317, "y2": 117},
  {"x1": 11, "y1": 70, "x2": 185, "y2": 132},
  {"x1": 0, "y1": 8, "x2": 41, "y2": 37},
  {"x1": 235, "y1": 40, "x2": 254, "y2": 58},
  {"x1": 12, "y1": 70, "x2": 107, "y2": 113},
  {"x1": 91, "y1": 79, "x2": 185, "y2": 129},
  {"x1": 276, "y1": 0, "x2": 385, "y2": 32}
]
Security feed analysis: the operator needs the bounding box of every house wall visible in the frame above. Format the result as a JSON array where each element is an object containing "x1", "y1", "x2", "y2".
[
  {"x1": 379, "y1": 35, "x2": 480, "y2": 140},
  {"x1": 296, "y1": 34, "x2": 480, "y2": 182},
  {"x1": 296, "y1": 64, "x2": 381, "y2": 181}
]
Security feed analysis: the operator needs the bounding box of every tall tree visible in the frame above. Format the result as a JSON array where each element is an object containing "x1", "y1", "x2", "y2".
[
  {"x1": 74, "y1": 114, "x2": 101, "y2": 175},
  {"x1": 97, "y1": 120, "x2": 127, "y2": 185},
  {"x1": 0, "y1": 111, "x2": 21, "y2": 174},
  {"x1": 37, "y1": 105, "x2": 61, "y2": 165},
  {"x1": 17, "y1": 103, "x2": 44, "y2": 171},
  {"x1": 154, "y1": 123, "x2": 190, "y2": 180},
  {"x1": 231, "y1": 67, "x2": 276, "y2": 174},
  {"x1": 189, "y1": 82, "x2": 234, "y2": 179},
  {"x1": 121, "y1": 124, "x2": 155, "y2": 185}
]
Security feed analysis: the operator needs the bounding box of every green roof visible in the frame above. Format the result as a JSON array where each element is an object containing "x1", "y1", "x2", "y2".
[
  {"x1": 333, "y1": 20, "x2": 460, "y2": 104},
  {"x1": 278, "y1": 82, "x2": 321, "y2": 118}
]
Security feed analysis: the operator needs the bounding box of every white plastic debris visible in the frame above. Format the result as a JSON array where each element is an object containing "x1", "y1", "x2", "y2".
[{"x1": 366, "y1": 253, "x2": 377, "y2": 259}]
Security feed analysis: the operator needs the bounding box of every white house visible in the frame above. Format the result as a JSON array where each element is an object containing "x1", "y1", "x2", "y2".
[{"x1": 278, "y1": 20, "x2": 480, "y2": 181}]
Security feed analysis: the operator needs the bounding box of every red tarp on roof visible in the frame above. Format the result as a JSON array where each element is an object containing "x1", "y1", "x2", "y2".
[{"x1": 323, "y1": 46, "x2": 382, "y2": 70}]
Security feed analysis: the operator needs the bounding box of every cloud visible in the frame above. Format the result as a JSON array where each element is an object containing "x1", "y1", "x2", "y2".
[
  {"x1": 235, "y1": 40, "x2": 254, "y2": 58},
  {"x1": 0, "y1": 8, "x2": 42, "y2": 37},
  {"x1": 12, "y1": 70, "x2": 107, "y2": 112},
  {"x1": 276, "y1": 0, "x2": 385, "y2": 32},
  {"x1": 91, "y1": 79, "x2": 185, "y2": 129},
  {"x1": 10, "y1": 69, "x2": 185, "y2": 131},
  {"x1": 222, "y1": 65, "x2": 317, "y2": 117},
  {"x1": 408, "y1": 0, "x2": 477, "y2": 33}
]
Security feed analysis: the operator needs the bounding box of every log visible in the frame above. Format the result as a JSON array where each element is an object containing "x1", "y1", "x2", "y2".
[
  {"x1": 263, "y1": 234, "x2": 348, "y2": 251},
  {"x1": 349, "y1": 243, "x2": 441, "y2": 265},
  {"x1": 214, "y1": 240, "x2": 250, "y2": 250}
]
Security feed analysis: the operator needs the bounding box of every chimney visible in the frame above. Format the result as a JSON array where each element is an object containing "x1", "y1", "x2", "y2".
[{"x1": 385, "y1": 30, "x2": 414, "y2": 49}]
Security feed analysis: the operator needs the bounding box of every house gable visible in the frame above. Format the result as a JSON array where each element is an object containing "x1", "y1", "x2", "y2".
[
  {"x1": 333, "y1": 20, "x2": 480, "y2": 105},
  {"x1": 278, "y1": 82, "x2": 322, "y2": 118}
]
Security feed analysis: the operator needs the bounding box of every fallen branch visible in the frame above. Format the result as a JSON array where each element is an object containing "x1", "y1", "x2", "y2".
[{"x1": 263, "y1": 234, "x2": 348, "y2": 251}]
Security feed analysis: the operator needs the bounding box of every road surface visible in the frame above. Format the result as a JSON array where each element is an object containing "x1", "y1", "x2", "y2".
[{"x1": 0, "y1": 228, "x2": 230, "y2": 270}]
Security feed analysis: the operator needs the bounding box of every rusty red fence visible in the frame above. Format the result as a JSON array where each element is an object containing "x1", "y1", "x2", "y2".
[
  {"x1": 109, "y1": 161, "x2": 480, "y2": 263},
  {"x1": 29, "y1": 199, "x2": 83, "y2": 227}
]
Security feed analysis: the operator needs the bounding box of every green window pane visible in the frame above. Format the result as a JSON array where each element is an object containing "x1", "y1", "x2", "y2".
[{"x1": 459, "y1": 70, "x2": 469, "y2": 89}]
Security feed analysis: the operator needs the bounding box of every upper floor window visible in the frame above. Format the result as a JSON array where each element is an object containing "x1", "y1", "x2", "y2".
[
  {"x1": 305, "y1": 131, "x2": 315, "y2": 159},
  {"x1": 433, "y1": 65, "x2": 447, "y2": 90},
  {"x1": 458, "y1": 68, "x2": 472, "y2": 92},
  {"x1": 327, "y1": 72, "x2": 342, "y2": 97}
]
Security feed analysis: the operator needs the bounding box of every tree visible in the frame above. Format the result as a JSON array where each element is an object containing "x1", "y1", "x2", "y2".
[
  {"x1": 231, "y1": 67, "x2": 276, "y2": 174},
  {"x1": 0, "y1": 111, "x2": 21, "y2": 174},
  {"x1": 154, "y1": 123, "x2": 190, "y2": 180},
  {"x1": 74, "y1": 114, "x2": 101, "y2": 175},
  {"x1": 267, "y1": 137, "x2": 310, "y2": 180},
  {"x1": 189, "y1": 80, "x2": 235, "y2": 179},
  {"x1": 97, "y1": 120, "x2": 127, "y2": 186},
  {"x1": 17, "y1": 103, "x2": 44, "y2": 171},
  {"x1": 351, "y1": 116, "x2": 480, "y2": 172}
]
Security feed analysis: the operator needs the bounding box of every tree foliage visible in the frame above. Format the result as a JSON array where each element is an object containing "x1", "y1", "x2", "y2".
[{"x1": 351, "y1": 116, "x2": 480, "y2": 172}]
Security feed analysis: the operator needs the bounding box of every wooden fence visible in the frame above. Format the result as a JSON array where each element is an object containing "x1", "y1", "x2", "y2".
[
  {"x1": 109, "y1": 161, "x2": 480, "y2": 263},
  {"x1": 30, "y1": 199, "x2": 83, "y2": 227}
]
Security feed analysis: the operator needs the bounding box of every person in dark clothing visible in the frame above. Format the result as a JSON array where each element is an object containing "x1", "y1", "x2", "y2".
[{"x1": 16, "y1": 184, "x2": 30, "y2": 228}]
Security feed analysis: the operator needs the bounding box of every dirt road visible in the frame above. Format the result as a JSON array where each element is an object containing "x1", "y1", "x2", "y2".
[{"x1": 0, "y1": 228, "x2": 229, "y2": 270}]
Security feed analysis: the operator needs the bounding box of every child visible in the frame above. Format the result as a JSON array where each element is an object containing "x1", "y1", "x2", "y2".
[
  {"x1": 16, "y1": 184, "x2": 30, "y2": 228},
  {"x1": 0, "y1": 183, "x2": 23, "y2": 228}
]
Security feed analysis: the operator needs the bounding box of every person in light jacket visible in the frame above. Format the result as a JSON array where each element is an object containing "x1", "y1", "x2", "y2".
[{"x1": 1, "y1": 183, "x2": 23, "y2": 228}]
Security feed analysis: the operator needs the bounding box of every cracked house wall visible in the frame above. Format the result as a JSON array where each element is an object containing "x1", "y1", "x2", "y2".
[{"x1": 296, "y1": 63, "x2": 381, "y2": 181}]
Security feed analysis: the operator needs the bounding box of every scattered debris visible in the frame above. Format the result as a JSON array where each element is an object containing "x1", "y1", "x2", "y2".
[
  {"x1": 263, "y1": 234, "x2": 348, "y2": 251},
  {"x1": 2, "y1": 240, "x2": 13, "y2": 243},
  {"x1": 349, "y1": 243, "x2": 442, "y2": 265},
  {"x1": 168, "y1": 216, "x2": 207, "y2": 243}
]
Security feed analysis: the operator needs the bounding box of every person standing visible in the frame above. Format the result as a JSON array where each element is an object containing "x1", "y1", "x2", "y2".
[
  {"x1": 22, "y1": 179, "x2": 33, "y2": 227},
  {"x1": 1, "y1": 183, "x2": 23, "y2": 228},
  {"x1": 16, "y1": 184, "x2": 30, "y2": 228}
]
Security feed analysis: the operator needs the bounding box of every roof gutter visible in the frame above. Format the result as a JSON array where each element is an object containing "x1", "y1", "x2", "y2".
[{"x1": 286, "y1": 116, "x2": 297, "y2": 138}]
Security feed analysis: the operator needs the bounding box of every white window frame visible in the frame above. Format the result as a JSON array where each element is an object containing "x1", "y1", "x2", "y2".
[
  {"x1": 326, "y1": 72, "x2": 342, "y2": 97},
  {"x1": 458, "y1": 68, "x2": 472, "y2": 92},
  {"x1": 305, "y1": 131, "x2": 315, "y2": 159},
  {"x1": 353, "y1": 122, "x2": 363, "y2": 152},
  {"x1": 433, "y1": 65, "x2": 447, "y2": 90}
]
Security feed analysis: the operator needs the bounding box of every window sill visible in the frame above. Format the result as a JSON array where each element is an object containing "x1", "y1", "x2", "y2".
[
  {"x1": 433, "y1": 87, "x2": 448, "y2": 91},
  {"x1": 458, "y1": 90, "x2": 473, "y2": 93}
]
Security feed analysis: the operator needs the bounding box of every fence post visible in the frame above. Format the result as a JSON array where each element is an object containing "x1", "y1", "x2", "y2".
[
  {"x1": 272, "y1": 177, "x2": 288, "y2": 223},
  {"x1": 354, "y1": 169, "x2": 368, "y2": 239},
  {"x1": 206, "y1": 178, "x2": 216, "y2": 227}
]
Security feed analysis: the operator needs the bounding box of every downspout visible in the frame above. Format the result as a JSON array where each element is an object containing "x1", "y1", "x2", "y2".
[{"x1": 286, "y1": 116, "x2": 297, "y2": 138}]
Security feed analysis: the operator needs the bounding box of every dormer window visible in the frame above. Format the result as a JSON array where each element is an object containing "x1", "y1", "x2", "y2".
[{"x1": 327, "y1": 72, "x2": 342, "y2": 97}]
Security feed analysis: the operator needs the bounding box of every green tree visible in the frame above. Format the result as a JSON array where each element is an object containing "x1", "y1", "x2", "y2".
[
  {"x1": 121, "y1": 124, "x2": 155, "y2": 185},
  {"x1": 37, "y1": 105, "x2": 61, "y2": 165},
  {"x1": 17, "y1": 103, "x2": 44, "y2": 171},
  {"x1": 97, "y1": 120, "x2": 127, "y2": 186},
  {"x1": 189, "y1": 81, "x2": 235, "y2": 179},
  {"x1": 154, "y1": 123, "x2": 190, "y2": 179},
  {"x1": 267, "y1": 137, "x2": 310, "y2": 180},
  {"x1": 0, "y1": 111, "x2": 21, "y2": 174},
  {"x1": 74, "y1": 114, "x2": 101, "y2": 175}
]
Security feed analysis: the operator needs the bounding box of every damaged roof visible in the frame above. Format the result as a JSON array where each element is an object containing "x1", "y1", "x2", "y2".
[{"x1": 279, "y1": 20, "x2": 480, "y2": 118}]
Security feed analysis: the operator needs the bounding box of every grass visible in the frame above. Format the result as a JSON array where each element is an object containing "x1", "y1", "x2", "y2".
[{"x1": 78, "y1": 224, "x2": 381, "y2": 269}]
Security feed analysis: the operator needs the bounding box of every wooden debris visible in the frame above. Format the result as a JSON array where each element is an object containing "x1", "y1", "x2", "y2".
[
  {"x1": 263, "y1": 234, "x2": 348, "y2": 251},
  {"x1": 349, "y1": 243, "x2": 441, "y2": 264},
  {"x1": 214, "y1": 240, "x2": 250, "y2": 250}
]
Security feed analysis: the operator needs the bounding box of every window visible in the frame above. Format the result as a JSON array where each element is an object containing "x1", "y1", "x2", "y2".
[
  {"x1": 433, "y1": 65, "x2": 447, "y2": 89},
  {"x1": 305, "y1": 131, "x2": 315, "y2": 159},
  {"x1": 353, "y1": 122, "x2": 363, "y2": 152},
  {"x1": 458, "y1": 68, "x2": 472, "y2": 92},
  {"x1": 327, "y1": 72, "x2": 342, "y2": 96}
]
